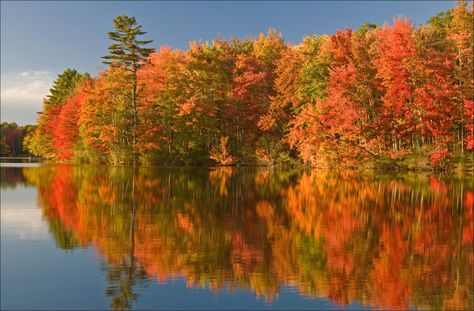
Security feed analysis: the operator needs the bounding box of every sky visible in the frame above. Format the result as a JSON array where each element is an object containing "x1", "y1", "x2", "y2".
[{"x1": 1, "y1": 0, "x2": 455, "y2": 125}]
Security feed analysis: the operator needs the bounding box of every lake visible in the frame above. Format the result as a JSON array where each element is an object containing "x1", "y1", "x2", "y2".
[{"x1": 1, "y1": 163, "x2": 472, "y2": 310}]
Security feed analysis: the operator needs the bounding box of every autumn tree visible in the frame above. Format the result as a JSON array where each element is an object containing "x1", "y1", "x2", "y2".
[
  {"x1": 136, "y1": 46, "x2": 187, "y2": 163},
  {"x1": 210, "y1": 136, "x2": 234, "y2": 165},
  {"x1": 78, "y1": 67, "x2": 133, "y2": 164},
  {"x1": 53, "y1": 77, "x2": 90, "y2": 161},
  {"x1": 175, "y1": 39, "x2": 234, "y2": 164},
  {"x1": 287, "y1": 28, "x2": 379, "y2": 167},
  {"x1": 464, "y1": 100, "x2": 474, "y2": 160},
  {"x1": 446, "y1": 1, "x2": 473, "y2": 158},
  {"x1": 24, "y1": 69, "x2": 84, "y2": 160}
]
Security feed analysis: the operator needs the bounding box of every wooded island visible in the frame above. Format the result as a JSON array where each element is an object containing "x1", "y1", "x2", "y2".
[{"x1": 12, "y1": 2, "x2": 473, "y2": 170}]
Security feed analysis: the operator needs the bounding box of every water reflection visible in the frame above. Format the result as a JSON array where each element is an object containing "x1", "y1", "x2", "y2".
[{"x1": 6, "y1": 165, "x2": 474, "y2": 310}]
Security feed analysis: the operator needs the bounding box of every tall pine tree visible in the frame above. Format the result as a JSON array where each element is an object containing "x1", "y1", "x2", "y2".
[{"x1": 102, "y1": 15, "x2": 153, "y2": 165}]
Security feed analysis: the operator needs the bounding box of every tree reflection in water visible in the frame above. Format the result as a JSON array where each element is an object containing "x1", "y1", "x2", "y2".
[{"x1": 18, "y1": 165, "x2": 473, "y2": 310}]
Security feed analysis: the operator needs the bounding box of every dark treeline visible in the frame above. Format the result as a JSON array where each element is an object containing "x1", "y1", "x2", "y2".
[
  {"x1": 23, "y1": 2, "x2": 473, "y2": 169},
  {"x1": 0, "y1": 122, "x2": 35, "y2": 157}
]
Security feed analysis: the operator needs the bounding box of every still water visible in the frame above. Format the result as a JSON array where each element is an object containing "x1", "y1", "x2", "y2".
[{"x1": 1, "y1": 163, "x2": 473, "y2": 310}]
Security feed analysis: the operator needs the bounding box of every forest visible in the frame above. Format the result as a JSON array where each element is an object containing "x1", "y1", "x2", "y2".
[{"x1": 23, "y1": 1, "x2": 473, "y2": 169}]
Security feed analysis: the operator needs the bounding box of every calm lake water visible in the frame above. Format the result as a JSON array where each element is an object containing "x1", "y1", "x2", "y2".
[{"x1": 1, "y1": 163, "x2": 473, "y2": 310}]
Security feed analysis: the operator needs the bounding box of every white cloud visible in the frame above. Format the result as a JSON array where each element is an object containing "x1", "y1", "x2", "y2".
[
  {"x1": 1, "y1": 70, "x2": 54, "y2": 104},
  {"x1": 1, "y1": 70, "x2": 55, "y2": 124},
  {"x1": 20, "y1": 70, "x2": 50, "y2": 77}
]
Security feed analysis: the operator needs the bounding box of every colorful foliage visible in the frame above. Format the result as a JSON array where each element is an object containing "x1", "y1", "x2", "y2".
[{"x1": 27, "y1": 4, "x2": 473, "y2": 168}]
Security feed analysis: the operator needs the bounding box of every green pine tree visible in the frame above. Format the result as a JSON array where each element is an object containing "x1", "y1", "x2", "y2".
[{"x1": 102, "y1": 15, "x2": 154, "y2": 165}]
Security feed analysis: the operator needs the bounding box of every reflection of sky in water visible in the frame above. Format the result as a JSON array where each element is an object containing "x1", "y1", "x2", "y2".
[
  {"x1": 0, "y1": 184, "x2": 37, "y2": 206},
  {"x1": 1, "y1": 186, "x2": 49, "y2": 240},
  {"x1": 1, "y1": 209, "x2": 50, "y2": 240}
]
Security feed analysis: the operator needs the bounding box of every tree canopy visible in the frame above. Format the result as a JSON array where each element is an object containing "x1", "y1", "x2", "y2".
[{"x1": 24, "y1": 4, "x2": 474, "y2": 169}]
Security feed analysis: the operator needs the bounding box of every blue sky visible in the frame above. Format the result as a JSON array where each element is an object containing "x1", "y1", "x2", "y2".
[{"x1": 1, "y1": 0, "x2": 455, "y2": 125}]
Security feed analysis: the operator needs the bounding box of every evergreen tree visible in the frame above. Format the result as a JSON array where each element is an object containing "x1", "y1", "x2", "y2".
[{"x1": 102, "y1": 15, "x2": 154, "y2": 165}]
